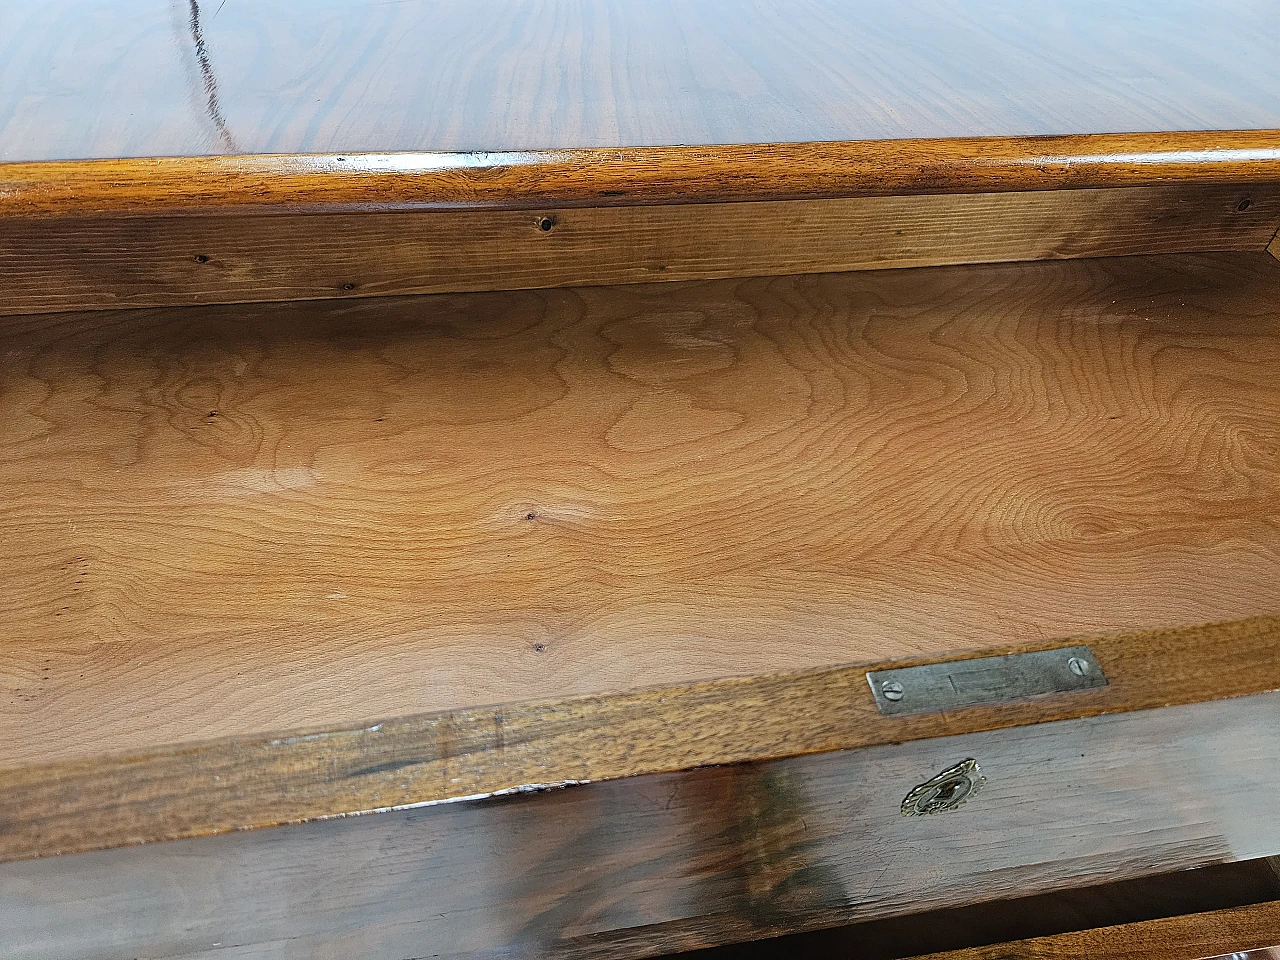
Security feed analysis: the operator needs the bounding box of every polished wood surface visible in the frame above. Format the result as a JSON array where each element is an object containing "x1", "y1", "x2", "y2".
[
  {"x1": 2, "y1": 615, "x2": 1278, "y2": 863},
  {"x1": 697, "y1": 860, "x2": 1280, "y2": 959},
  {"x1": 5, "y1": 183, "x2": 1277, "y2": 316},
  {"x1": 909, "y1": 901, "x2": 1280, "y2": 960},
  {"x1": 5, "y1": 692, "x2": 1280, "y2": 959},
  {"x1": 4, "y1": 133, "x2": 1280, "y2": 218},
  {"x1": 3, "y1": 252, "x2": 1280, "y2": 770},
  {"x1": 3, "y1": 1, "x2": 1280, "y2": 163}
]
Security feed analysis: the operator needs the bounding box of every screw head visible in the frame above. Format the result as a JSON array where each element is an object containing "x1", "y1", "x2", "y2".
[
  {"x1": 881, "y1": 680, "x2": 905, "y2": 701},
  {"x1": 1067, "y1": 656, "x2": 1090, "y2": 677}
]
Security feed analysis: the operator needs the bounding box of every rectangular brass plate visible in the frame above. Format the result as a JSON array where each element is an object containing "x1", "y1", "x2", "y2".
[{"x1": 867, "y1": 645, "x2": 1108, "y2": 715}]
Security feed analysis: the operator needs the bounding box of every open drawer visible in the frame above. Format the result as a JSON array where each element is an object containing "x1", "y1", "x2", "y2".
[
  {"x1": 7, "y1": 1, "x2": 1280, "y2": 952},
  {"x1": 3, "y1": 210, "x2": 1280, "y2": 955},
  {"x1": 2, "y1": 246, "x2": 1277, "y2": 760}
]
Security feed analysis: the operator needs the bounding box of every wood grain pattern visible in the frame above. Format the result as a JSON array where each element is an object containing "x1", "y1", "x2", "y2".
[
  {"x1": 908, "y1": 901, "x2": 1280, "y2": 960},
  {"x1": 3, "y1": 0, "x2": 1280, "y2": 162},
  {"x1": 2, "y1": 252, "x2": 1279, "y2": 768},
  {"x1": 2, "y1": 615, "x2": 1279, "y2": 863},
  {"x1": 5, "y1": 133, "x2": 1280, "y2": 218},
  {"x1": 4, "y1": 183, "x2": 1277, "y2": 316},
  {"x1": 5, "y1": 693, "x2": 1280, "y2": 959}
]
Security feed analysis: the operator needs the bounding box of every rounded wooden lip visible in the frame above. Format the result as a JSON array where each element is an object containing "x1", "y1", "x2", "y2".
[{"x1": 3, "y1": 130, "x2": 1280, "y2": 218}]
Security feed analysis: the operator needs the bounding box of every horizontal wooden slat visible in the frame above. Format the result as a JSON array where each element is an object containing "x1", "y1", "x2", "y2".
[
  {"x1": 2, "y1": 183, "x2": 1277, "y2": 315},
  {"x1": 2, "y1": 615, "x2": 1280, "y2": 863},
  {"x1": 3, "y1": 132, "x2": 1280, "y2": 218},
  {"x1": 908, "y1": 901, "x2": 1280, "y2": 960}
]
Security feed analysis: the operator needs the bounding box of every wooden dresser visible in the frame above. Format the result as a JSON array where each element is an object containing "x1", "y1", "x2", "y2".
[{"x1": 2, "y1": 2, "x2": 1280, "y2": 957}]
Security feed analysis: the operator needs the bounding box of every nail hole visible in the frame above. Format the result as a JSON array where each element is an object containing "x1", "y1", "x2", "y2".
[
  {"x1": 532, "y1": 643, "x2": 547, "y2": 653},
  {"x1": 525, "y1": 512, "x2": 536, "y2": 520},
  {"x1": 1237, "y1": 198, "x2": 1253, "y2": 212},
  {"x1": 342, "y1": 283, "x2": 356, "y2": 291},
  {"x1": 193, "y1": 254, "x2": 210, "y2": 263},
  {"x1": 538, "y1": 216, "x2": 556, "y2": 232}
]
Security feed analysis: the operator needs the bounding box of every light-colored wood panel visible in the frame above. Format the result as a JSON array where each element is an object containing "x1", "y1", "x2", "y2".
[
  {"x1": 4, "y1": 1, "x2": 1280, "y2": 162},
  {"x1": 910, "y1": 902, "x2": 1280, "y2": 960},
  {"x1": 3, "y1": 253, "x2": 1280, "y2": 769},
  {"x1": 5, "y1": 693, "x2": 1280, "y2": 959},
  {"x1": 2, "y1": 184, "x2": 1276, "y2": 315}
]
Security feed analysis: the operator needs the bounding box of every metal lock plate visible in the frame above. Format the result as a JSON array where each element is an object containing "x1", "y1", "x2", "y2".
[
  {"x1": 902, "y1": 758, "x2": 986, "y2": 816},
  {"x1": 867, "y1": 645, "x2": 1107, "y2": 716}
]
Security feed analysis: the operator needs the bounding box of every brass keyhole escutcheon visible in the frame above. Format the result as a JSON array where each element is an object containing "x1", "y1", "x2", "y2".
[{"x1": 901, "y1": 758, "x2": 986, "y2": 816}]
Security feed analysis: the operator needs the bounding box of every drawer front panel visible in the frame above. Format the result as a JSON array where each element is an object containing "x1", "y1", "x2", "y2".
[{"x1": 4, "y1": 692, "x2": 1279, "y2": 959}]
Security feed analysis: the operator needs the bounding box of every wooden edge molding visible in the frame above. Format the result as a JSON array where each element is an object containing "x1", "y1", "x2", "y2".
[
  {"x1": 905, "y1": 899, "x2": 1280, "y2": 960},
  {"x1": 1, "y1": 615, "x2": 1278, "y2": 864},
  {"x1": 2, "y1": 130, "x2": 1280, "y2": 218}
]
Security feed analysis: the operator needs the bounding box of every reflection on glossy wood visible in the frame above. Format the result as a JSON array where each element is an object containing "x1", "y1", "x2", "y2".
[
  {"x1": 700, "y1": 860, "x2": 1280, "y2": 960},
  {"x1": 2, "y1": 0, "x2": 1280, "y2": 162},
  {"x1": 3, "y1": 253, "x2": 1280, "y2": 769},
  {"x1": 909, "y1": 902, "x2": 1280, "y2": 960},
  {"x1": 4, "y1": 693, "x2": 1280, "y2": 960},
  {"x1": 4, "y1": 184, "x2": 1277, "y2": 316}
]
